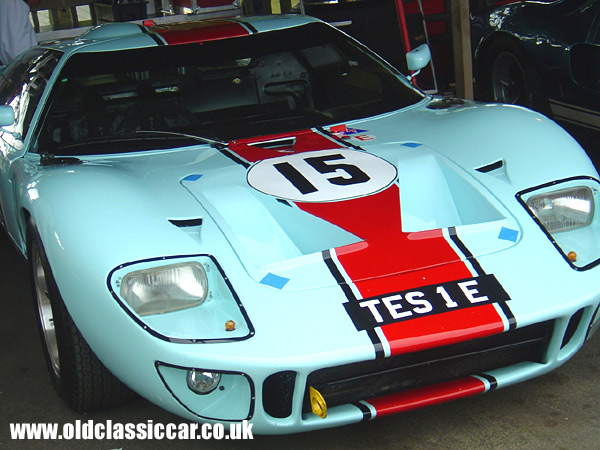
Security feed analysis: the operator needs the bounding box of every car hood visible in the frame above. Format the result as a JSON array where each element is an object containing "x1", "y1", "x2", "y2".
[
  {"x1": 39, "y1": 100, "x2": 589, "y2": 292},
  {"x1": 180, "y1": 126, "x2": 520, "y2": 292}
]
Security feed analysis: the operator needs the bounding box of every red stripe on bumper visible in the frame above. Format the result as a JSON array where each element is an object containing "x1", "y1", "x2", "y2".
[{"x1": 366, "y1": 376, "x2": 487, "y2": 418}]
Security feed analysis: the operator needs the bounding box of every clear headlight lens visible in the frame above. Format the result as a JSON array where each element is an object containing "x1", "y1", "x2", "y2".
[
  {"x1": 120, "y1": 262, "x2": 208, "y2": 316},
  {"x1": 520, "y1": 180, "x2": 600, "y2": 269},
  {"x1": 186, "y1": 370, "x2": 222, "y2": 395},
  {"x1": 526, "y1": 186, "x2": 594, "y2": 233}
]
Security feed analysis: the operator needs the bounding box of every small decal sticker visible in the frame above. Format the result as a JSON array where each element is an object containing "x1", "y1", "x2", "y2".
[
  {"x1": 247, "y1": 149, "x2": 397, "y2": 202},
  {"x1": 344, "y1": 274, "x2": 510, "y2": 331},
  {"x1": 183, "y1": 174, "x2": 203, "y2": 182},
  {"x1": 329, "y1": 124, "x2": 375, "y2": 141},
  {"x1": 260, "y1": 273, "x2": 290, "y2": 290},
  {"x1": 401, "y1": 142, "x2": 422, "y2": 148},
  {"x1": 329, "y1": 125, "x2": 369, "y2": 136},
  {"x1": 498, "y1": 226, "x2": 519, "y2": 242}
]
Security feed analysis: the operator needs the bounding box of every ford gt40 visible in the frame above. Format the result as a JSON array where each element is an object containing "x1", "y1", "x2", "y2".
[{"x1": 1, "y1": 15, "x2": 599, "y2": 434}]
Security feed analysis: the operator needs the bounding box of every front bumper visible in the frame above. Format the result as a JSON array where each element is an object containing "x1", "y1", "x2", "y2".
[
  {"x1": 61, "y1": 186, "x2": 600, "y2": 434},
  {"x1": 150, "y1": 302, "x2": 598, "y2": 434}
]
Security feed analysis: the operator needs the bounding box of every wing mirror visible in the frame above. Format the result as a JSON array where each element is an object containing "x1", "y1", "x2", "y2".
[
  {"x1": 406, "y1": 44, "x2": 431, "y2": 80},
  {"x1": 0, "y1": 105, "x2": 15, "y2": 127}
]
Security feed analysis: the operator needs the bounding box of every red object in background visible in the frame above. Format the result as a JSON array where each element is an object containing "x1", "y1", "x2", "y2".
[
  {"x1": 302, "y1": 0, "x2": 523, "y2": 92},
  {"x1": 395, "y1": 0, "x2": 412, "y2": 53}
]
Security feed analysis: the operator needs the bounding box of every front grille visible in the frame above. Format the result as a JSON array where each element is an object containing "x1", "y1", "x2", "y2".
[
  {"x1": 263, "y1": 371, "x2": 296, "y2": 419},
  {"x1": 561, "y1": 309, "x2": 584, "y2": 348},
  {"x1": 303, "y1": 321, "x2": 553, "y2": 412}
]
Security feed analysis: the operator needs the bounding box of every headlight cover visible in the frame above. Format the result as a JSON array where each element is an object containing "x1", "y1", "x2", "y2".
[
  {"x1": 526, "y1": 186, "x2": 594, "y2": 233},
  {"x1": 110, "y1": 256, "x2": 253, "y2": 342},
  {"x1": 519, "y1": 177, "x2": 600, "y2": 270},
  {"x1": 120, "y1": 262, "x2": 208, "y2": 316}
]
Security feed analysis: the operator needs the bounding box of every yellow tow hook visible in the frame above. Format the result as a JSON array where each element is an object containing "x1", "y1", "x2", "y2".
[{"x1": 309, "y1": 386, "x2": 328, "y2": 419}]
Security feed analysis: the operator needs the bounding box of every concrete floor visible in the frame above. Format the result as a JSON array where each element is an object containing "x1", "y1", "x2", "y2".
[{"x1": 0, "y1": 232, "x2": 599, "y2": 450}]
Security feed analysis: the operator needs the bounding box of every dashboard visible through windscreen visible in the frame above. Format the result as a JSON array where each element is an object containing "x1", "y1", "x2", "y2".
[{"x1": 36, "y1": 22, "x2": 423, "y2": 155}]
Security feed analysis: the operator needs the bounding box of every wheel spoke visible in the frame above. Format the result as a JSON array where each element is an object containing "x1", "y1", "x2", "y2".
[
  {"x1": 491, "y1": 51, "x2": 526, "y2": 105},
  {"x1": 33, "y1": 247, "x2": 60, "y2": 378}
]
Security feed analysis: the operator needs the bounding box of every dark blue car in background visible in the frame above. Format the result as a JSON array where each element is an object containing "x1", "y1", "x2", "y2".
[{"x1": 472, "y1": 0, "x2": 600, "y2": 154}]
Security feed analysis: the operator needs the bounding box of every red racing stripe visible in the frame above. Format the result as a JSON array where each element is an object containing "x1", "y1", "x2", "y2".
[
  {"x1": 298, "y1": 185, "x2": 471, "y2": 291},
  {"x1": 229, "y1": 129, "x2": 507, "y2": 356},
  {"x1": 382, "y1": 305, "x2": 506, "y2": 354},
  {"x1": 229, "y1": 130, "x2": 342, "y2": 162},
  {"x1": 153, "y1": 20, "x2": 250, "y2": 45},
  {"x1": 365, "y1": 376, "x2": 487, "y2": 418},
  {"x1": 298, "y1": 185, "x2": 505, "y2": 355}
]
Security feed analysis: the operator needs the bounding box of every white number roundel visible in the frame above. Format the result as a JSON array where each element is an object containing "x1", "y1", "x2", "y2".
[{"x1": 247, "y1": 149, "x2": 398, "y2": 202}]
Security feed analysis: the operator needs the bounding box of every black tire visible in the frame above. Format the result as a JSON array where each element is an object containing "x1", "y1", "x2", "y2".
[
  {"x1": 478, "y1": 37, "x2": 549, "y2": 114},
  {"x1": 27, "y1": 221, "x2": 134, "y2": 412}
]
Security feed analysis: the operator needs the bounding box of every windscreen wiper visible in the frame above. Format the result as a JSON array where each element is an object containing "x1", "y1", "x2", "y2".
[{"x1": 133, "y1": 130, "x2": 227, "y2": 148}]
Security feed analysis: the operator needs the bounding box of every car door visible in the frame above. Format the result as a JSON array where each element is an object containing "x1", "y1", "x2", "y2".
[
  {"x1": 0, "y1": 48, "x2": 61, "y2": 241},
  {"x1": 548, "y1": 1, "x2": 600, "y2": 152}
]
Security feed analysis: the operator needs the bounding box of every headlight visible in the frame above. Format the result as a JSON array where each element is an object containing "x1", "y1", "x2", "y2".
[
  {"x1": 520, "y1": 178, "x2": 600, "y2": 270},
  {"x1": 110, "y1": 256, "x2": 253, "y2": 342},
  {"x1": 120, "y1": 262, "x2": 208, "y2": 316},
  {"x1": 187, "y1": 370, "x2": 222, "y2": 395},
  {"x1": 526, "y1": 186, "x2": 594, "y2": 233}
]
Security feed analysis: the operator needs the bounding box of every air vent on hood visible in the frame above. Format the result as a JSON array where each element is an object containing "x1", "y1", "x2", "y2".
[
  {"x1": 427, "y1": 97, "x2": 465, "y2": 109},
  {"x1": 248, "y1": 137, "x2": 296, "y2": 152},
  {"x1": 169, "y1": 217, "x2": 203, "y2": 242},
  {"x1": 169, "y1": 218, "x2": 203, "y2": 227},
  {"x1": 475, "y1": 159, "x2": 510, "y2": 182},
  {"x1": 476, "y1": 160, "x2": 504, "y2": 173}
]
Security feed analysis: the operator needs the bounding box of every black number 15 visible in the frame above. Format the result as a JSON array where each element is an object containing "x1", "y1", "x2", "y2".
[{"x1": 273, "y1": 154, "x2": 371, "y2": 195}]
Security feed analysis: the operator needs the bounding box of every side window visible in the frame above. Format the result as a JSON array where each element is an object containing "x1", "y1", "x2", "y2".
[{"x1": 0, "y1": 48, "x2": 60, "y2": 155}]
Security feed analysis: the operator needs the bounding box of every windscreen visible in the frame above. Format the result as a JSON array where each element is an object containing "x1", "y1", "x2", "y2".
[{"x1": 36, "y1": 22, "x2": 423, "y2": 155}]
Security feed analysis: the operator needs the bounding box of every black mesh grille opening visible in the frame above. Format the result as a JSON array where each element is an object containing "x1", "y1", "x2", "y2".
[
  {"x1": 263, "y1": 371, "x2": 296, "y2": 418},
  {"x1": 303, "y1": 321, "x2": 553, "y2": 413},
  {"x1": 561, "y1": 309, "x2": 584, "y2": 349}
]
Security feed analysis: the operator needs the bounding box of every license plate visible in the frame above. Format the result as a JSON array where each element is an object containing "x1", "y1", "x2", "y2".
[{"x1": 344, "y1": 274, "x2": 510, "y2": 331}]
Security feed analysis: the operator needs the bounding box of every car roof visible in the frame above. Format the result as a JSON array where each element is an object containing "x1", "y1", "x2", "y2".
[{"x1": 45, "y1": 15, "x2": 322, "y2": 56}]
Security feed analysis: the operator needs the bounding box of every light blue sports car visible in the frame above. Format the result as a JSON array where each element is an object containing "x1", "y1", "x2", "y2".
[{"x1": 1, "y1": 14, "x2": 599, "y2": 434}]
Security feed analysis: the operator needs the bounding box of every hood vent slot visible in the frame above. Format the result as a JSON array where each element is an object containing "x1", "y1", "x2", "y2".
[
  {"x1": 169, "y1": 218, "x2": 203, "y2": 242},
  {"x1": 476, "y1": 160, "x2": 504, "y2": 173},
  {"x1": 169, "y1": 218, "x2": 203, "y2": 228},
  {"x1": 475, "y1": 159, "x2": 510, "y2": 182},
  {"x1": 249, "y1": 137, "x2": 296, "y2": 152}
]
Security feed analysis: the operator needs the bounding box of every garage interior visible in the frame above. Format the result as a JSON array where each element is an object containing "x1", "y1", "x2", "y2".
[{"x1": 1, "y1": 0, "x2": 600, "y2": 448}]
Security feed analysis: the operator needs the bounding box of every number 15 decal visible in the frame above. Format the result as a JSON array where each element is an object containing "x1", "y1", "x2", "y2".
[
  {"x1": 247, "y1": 149, "x2": 398, "y2": 202},
  {"x1": 274, "y1": 154, "x2": 371, "y2": 195}
]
